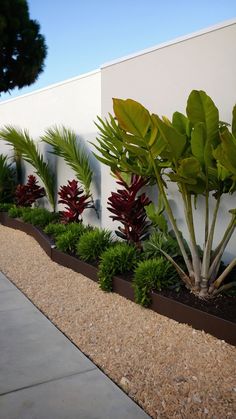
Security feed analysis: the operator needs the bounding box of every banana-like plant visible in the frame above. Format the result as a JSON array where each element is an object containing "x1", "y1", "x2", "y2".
[
  {"x1": 41, "y1": 126, "x2": 92, "y2": 196},
  {"x1": 93, "y1": 90, "x2": 236, "y2": 298},
  {"x1": 0, "y1": 126, "x2": 56, "y2": 210}
]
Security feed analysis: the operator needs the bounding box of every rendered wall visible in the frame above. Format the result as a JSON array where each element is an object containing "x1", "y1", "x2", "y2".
[
  {"x1": 0, "y1": 70, "x2": 101, "y2": 226},
  {"x1": 100, "y1": 20, "x2": 236, "y2": 261}
]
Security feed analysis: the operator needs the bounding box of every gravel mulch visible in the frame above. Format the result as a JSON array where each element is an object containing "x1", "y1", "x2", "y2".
[{"x1": 0, "y1": 224, "x2": 235, "y2": 418}]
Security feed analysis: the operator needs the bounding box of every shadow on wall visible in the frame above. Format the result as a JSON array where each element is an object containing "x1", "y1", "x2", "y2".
[
  {"x1": 77, "y1": 133, "x2": 101, "y2": 225},
  {"x1": 40, "y1": 141, "x2": 58, "y2": 210}
]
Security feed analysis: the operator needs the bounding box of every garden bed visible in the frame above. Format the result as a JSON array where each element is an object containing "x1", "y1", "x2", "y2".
[
  {"x1": 0, "y1": 211, "x2": 235, "y2": 346},
  {"x1": 0, "y1": 223, "x2": 235, "y2": 419}
]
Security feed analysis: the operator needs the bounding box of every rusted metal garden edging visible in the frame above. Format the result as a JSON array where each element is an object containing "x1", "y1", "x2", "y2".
[
  {"x1": 0, "y1": 211, "x2": 235, "y2": 346},
  {"x1": 51, "y1": 248, "x2": 99, "y2": 282}
]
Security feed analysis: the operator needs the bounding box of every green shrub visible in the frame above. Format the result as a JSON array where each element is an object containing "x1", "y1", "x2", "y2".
[
  {"x1": 143, "y1": 231, "x2": 181, "y2": 259},
  {"x1": 0, "y1": 203, "x2": 14, "y2": 212},
  {"x1": 76, "y1": 228, "x2": 112, "y2": 263},
  {"x1": 8, "y1": 206, "x2": 25, "y2": 218},
  {"x1": 98, "y1": 243, "x2": 138, "y2": 292},
  {"x1": 44, "y1": 222, "x2": 67, "y2": 238},
  {"x1": 55, "y1": 223, "x2": 87, "y2": 253},
  {"x1": 21, "y1": 207, "x2": 59, "y2": 228},
  {"x1": 133, "y1": 258, "x2": 179, "y2": 307},
  {"x1": 66, "y1": 222, "x2": 93, "y2": 234}
]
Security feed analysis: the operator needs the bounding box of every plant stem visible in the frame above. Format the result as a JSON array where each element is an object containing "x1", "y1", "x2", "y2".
[
  {"x1": 201, "y1": 194, "x2": 221, "y2": 289},
  {"x1": 150, "y1": 155, "x2": 193, "y2": 280},
  {"x1": 209, "y1": 216, "x2": 236, "y2": 281},
  {"x1": 150, "y1": 243, "x2": 191, "y2": 287},
  {"x1": 210, "y1": 258, "x2": 236, "y2": 292},
  {"x1": 204, "y1": 175, "x2": 209, "y2": 247},
  {"x1": 212, "y1": 281, "x2": 236, "y2": 295},
  {"x1": 182, "y1": 188, "x2": 201, "y2": 291}
]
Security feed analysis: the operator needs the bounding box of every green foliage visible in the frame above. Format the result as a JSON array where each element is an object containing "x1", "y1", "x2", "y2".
[
  {"x1": 55, "y1": 223, "x2": 87, "y2": 254},
  {"x1": 0, "y1": 0, "x2": 47, "y2": 93},
  {"x1": 93, "y1": 90, "x2": 236, "y2": 297},
  {"x1": 98, "y1": 243, "x2": 138, "y2": 292},
  {"x1": 143, "y1": 231, "x2": 182, "y2": 259},
  {"x1": 8, "y1": 206, "x2": 24, "y2": 218},
  {"x1": 0, "y1": 154, "x2": 16, "y2": 203},
  {"x1": 133, "y1": 258, "x2": 179, "y2": 307},
  {"x1": 42, "y1": 126, "x2": 92, "y2": 195},
  {"x1": 44, "y1": 222, "x2": 67, "y2": 238},
  {"x1": 21, "y1": 207, "x2": 59, "y2": 228},
  {"x1": 0, "y1": 127, "x2": 56, "y2": 210},
  {"x1": 145, "y1": 200, "x2": 168, "y2": 233},
  {"x1": 66, "y1": 222, "x2": 93, "y2": 235},
  {"x1": 76, "y1": 228, "x2": 112, "y2": 263},
  {"x1": 0, "y1": 203, "x2": 14, "y2": 212}
]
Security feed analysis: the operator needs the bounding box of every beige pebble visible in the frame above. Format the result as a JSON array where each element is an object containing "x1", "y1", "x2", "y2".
[{"x1": 0, "y1": 225, "x2": 235, "y2": 419}]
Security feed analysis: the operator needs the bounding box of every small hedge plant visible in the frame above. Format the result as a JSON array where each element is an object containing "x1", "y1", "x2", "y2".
[
  {"x1": 0, "y1": 203, "x2": 14, "y2": 212},
  {"x1": 76, "y1": 228, "x2": 113, "y2": 263},
  {"x1": 21, "y1": 208, "x2": 59, "y2": 228},
  {"x1": 55, "y1": 223, "x2": 91, "y2": 254},
  {"x1": 8, "y1": 206, "x2": 59, "y2": 228},
  {"x1": 98, "y1": 243, "x2": 138, "y2": 291},
  {"x1": 133, "y1": 257, "x2": 180, "y2": 307},
  {"x1": 143, "y1": 231, "x2": 182, "y2": 259},
  {"x1": 8, "y1": 206, "x2": 24, "y2": 218},
  {"x1": 44, "y1": 222, "x2": 67, "y2": 238}
]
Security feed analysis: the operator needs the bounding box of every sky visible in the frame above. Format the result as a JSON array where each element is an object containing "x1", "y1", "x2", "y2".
[{"x1": 1, "y1": 0, "x2": 236, "y2": 101}]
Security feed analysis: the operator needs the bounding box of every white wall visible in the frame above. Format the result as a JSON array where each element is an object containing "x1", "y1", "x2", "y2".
[
  {"x1": 100, "y1": 19, "x2": 236, "y2": 261},
  {"x1": 0, "y1": 70, "x2": 102, "y2": 226}
]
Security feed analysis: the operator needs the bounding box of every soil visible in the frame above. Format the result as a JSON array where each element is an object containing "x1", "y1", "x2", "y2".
[
  {"x1": 158, "y1": 287, "x2": 236, "y2": 323},
  {"x1": 0, "y1": 224, "x2": 236, "y2": 418},
  {"x1": 53, "y1": 238, "x2": 236, "y2": 324},
  {"x1": 110, "y1": 270, "x2": 236, "y2": 323}
]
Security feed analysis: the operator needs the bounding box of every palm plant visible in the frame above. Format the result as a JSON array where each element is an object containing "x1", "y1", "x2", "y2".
[
  {"x1": 93, "y1": 90, "x2": 236, "y2": 299},
  {"x1": 0, "y1": 126, "x2": 56, "y2": 210},
  {"x1": 41, "y1": 126, "x2": 92, "y2": 196}
]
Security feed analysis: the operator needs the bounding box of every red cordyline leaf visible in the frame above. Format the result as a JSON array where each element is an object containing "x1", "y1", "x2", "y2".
[
  {"x1": 58, "y1": 179, "x2": 92, "y2": 223},
  {"x1": 15, "y1": 175, "x2": 45, "y2": 207},
  {"x1": 107, "y1": 173, "x2": 151, "y2": 248}
]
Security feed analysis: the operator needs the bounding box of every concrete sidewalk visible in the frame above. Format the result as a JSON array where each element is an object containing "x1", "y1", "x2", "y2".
[{"x1": 0, "y1": 271, "x2": 149, "y2": 419}]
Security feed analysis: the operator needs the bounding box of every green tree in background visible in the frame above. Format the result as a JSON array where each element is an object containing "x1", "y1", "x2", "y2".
[{"x1": 0, "y1": 0, "x2": 47, "y2": 93}]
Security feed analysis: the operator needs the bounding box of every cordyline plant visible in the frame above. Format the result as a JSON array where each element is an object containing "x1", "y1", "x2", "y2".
[
  {"x1": 93, "y1": 90, "x2": 236, "y2": 299},
  {"x1": 15, "y1": 175, "x2": 45, "y2": 207},
  {"x1": 0, "y1": 127, "x2": 56, "y2": 210},
  {"x1": 107, "y1": 172, "x2": 151, "y2": 248},
  {"x1": 58, "y1": 179, "x2": 92, "y2": 223}
]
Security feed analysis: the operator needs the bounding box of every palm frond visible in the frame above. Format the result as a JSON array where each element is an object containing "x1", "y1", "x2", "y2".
[
  {"x1": 42, "y1": 126, "x2": 92, "y2": 195},
  {"x1": 0, "y1": 126, "x2": 56, "y2": 210}
]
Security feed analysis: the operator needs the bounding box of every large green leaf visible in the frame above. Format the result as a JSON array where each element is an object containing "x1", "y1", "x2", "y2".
[
  {"x1": 153, "y1": 114, "x2": 186, "y2": 160},
  {"x1": 232, "y1": 105, "x2": 236, "y2": 137},
  {"x1": 191, "y1": 122, "x2": 206, "y2": 165},
  {"x1": 172, "y1": 111, "x2": 191, "y2": 137},
  {"x1": 213, "y1": 128, "x2": 236, "y2": 175},
  {"x1": 113, "y1": 98, "x2": 151, "y2": 138},
  {"x1": 186, "y1": 90, "x2": 219, "y2": 164},
  {"x1": 177, "y1": 157, "x2": 202, "y2": 179}
]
